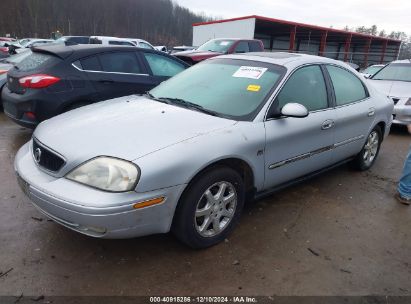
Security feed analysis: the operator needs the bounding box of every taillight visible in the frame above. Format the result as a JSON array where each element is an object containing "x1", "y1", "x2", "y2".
[
  {"x1": 0, "y1": 47, "x2": 8, "y2": 53},
  {"x1": 18, "y1": 74, "x2": 61, "y2": 89},
  {"x1": 0, "y1": 70, "x2": 7, "y2": 75}
]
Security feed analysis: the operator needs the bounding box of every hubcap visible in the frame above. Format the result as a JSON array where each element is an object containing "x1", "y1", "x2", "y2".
[
  {"x1": 194, "y1": 181, "x2": 237, "y2": 237},
  {"x1": 363, "y1": 131, "x2": 379, "y2": 166}
]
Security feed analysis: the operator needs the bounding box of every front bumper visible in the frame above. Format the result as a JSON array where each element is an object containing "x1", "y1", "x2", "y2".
[
  {"x1": 15, "y1": 142, "x2": 186, "y2": 239},
  {"x1": 393, "y1": 105, "x2": 411, "y2": 125}
]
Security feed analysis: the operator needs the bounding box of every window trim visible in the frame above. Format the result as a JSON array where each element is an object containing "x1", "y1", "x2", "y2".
[
  {"x1": 265, "y1": 63, "x2": 332, "y2": 121},
  {"x1": 323, "y1": 63, "x2": 370, "y2": 108}
]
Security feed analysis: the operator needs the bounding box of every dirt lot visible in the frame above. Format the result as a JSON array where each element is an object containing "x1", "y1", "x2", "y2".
[{"x1": 0, "y1": 112, "x2": 410, "y2": 297}]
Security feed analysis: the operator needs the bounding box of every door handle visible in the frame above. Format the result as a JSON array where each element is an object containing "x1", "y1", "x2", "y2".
[
  {"x1": 368, "y1": 108, "x2": 375, "y2": 117},
  {"x1": 321, "y1": 120, "x2": 334, "y2": 130}
]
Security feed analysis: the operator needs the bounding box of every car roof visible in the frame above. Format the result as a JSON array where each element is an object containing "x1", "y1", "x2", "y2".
[
  {"x1": 391, "y1": 59, "x2": 411, "y2": 64},
  {"x1": 220, "y1": 52, "x2": 348, "y2": 69},
  {"x1": 31, "y1": 44, "x2": 190, "y2": 66}
]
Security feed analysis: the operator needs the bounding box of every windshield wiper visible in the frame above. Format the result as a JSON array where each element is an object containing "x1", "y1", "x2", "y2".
[
  {"x1": 156, "y1": 97, "x2": 219, "y2": 117},
  {"x1": 145, "y1": 92, "x2": 171, "y2": 104}
]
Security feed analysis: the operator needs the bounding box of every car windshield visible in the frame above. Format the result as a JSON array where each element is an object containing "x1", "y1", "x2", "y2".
[
  {"x1": 197, "y1": 39, "x2": 235, "y2": 53},
  {"x1": 363, "y1": 65, "x2": 383, "y2": 75},
  {"x1": 149, "y1": 58, "x2": 285, "y2": 121},
  {"x1": 372, "y1": 63, "x2": 411, "y2": 82}
]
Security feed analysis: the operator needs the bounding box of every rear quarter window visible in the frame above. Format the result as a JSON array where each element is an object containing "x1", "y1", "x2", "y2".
[{"x1": 15, "y1": 52, "x2": 56, "y2": 72}]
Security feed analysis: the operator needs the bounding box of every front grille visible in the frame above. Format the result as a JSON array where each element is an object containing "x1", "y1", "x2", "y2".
[{"x1": 32, "y1": 139, "x2": 65, "y2": 172}]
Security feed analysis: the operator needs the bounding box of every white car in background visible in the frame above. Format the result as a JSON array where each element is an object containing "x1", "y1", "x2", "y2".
[
  {"x1": 124, "y1": 38, "x2": 155, "y2": 50},
  {"x1": 89, "y1": 36, "x2": 135, "y2": 46},
  {"x1": 369, "y1": 59, "x2": 411, "y2": 125},
  {"x1": 361, "y1": 64, "x2": 385, "y2": 78}
]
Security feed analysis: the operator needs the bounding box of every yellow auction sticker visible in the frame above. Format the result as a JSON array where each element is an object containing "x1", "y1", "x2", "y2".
[{"x1": 247, "y1": 84, "x2": 261, "y2": 92}]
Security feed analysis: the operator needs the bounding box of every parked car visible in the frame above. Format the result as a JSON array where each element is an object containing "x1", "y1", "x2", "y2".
[
  {"x1": 89, "y1": 36, "x2": 135, "y2": 46},
  {"x1": 369, "y1": 59, "x2": 411, "y2": 125},
  {"x1": 173, "y1": 38, "x2": 264, "y2": 65},
  {"x1": 360, "y1": 64, "x2": 385, "y2": 78},
  {"x1": 154, "y1": 46, "x2": 168, "y2": 52},
  {"x1": 124, "y1": 38, "x2": 155, "y2": 49},
  {"x1": 55, "y1": 36, "x2": 91, "y2": 45},
  {"x1": 0, "y1": 49, "x2": 32, "y2": 110},
  {"x1": 9, "y1": 38, "x2": 54, "y2": 54},
  {"x1": 0, "y1": 41, "x2": 10, "y2": 58},
  {"x1": 2, "y1": 44, "x2": 188, "y2": 128},
  {"x1": 170, "y1": 46, "x2": 196, "y2": 54},
  {"x1": 14, "y1": 53, "x2": 392, "y2": 248}
]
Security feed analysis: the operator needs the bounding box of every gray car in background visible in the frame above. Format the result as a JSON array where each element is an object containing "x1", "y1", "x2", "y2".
[{"x1": 15, "y1": 53, "x2": 393, "y2": 248}]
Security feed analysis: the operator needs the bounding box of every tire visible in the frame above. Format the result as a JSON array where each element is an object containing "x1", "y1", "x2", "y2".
[
  {"x1": 172, "y1": 167, "x2": 245, "y2": 249},
  {"x1": 351, "y1": 126, "x2": 382, "y2": 171}
]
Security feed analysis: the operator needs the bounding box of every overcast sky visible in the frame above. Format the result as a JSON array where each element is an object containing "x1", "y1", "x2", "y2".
[{"x1": 175, "y1": 0, "x2": 410, "y2": 34}]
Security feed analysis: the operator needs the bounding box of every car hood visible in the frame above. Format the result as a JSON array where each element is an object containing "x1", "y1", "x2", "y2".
[
  {"x1": 34, "y1": 95, "x2": 236, "y2": 166},
  {"x1": 369, "y1": 80, "x2": 411, "y2": 98}
]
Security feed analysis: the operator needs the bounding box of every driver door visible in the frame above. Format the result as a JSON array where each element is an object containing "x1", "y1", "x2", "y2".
[{"x1": 263, "y1": 65, "x2": 336, "y2": 189}]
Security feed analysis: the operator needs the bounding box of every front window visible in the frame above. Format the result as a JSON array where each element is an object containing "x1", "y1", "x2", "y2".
[
  {"x1": 372, "y1": 63, "x2": 411, "y2": 82},
  {"x1": 149, "y1": 58, "x2": 285, "y2": 120},
  {"x1": 197, "y1": 39, "x2": 235, "y2": 53}
]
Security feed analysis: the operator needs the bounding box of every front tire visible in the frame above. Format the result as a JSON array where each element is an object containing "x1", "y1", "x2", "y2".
[
  {"x1": 352, "y1": 126, "x2": 382, "y2": 171},
  {"x1": 172, "y1": 167, "x2": 245, "y2": 249}
]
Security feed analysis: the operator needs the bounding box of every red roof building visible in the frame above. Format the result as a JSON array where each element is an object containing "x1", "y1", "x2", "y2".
[{"x1": 193, "y1": 15, "x2": 401, "y2": 67}]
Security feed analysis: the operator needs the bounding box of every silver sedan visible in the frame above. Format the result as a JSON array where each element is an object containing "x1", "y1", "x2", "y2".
[
  {"x1": 368, "y1": 59, "x2": 411, "y2": 125},
  {"x1": 15, "y1": 53, "x2": 393, "y2": 248}
]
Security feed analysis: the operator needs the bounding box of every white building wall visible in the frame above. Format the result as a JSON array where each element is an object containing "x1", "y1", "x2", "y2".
[{"x1": 192, "y1": 18, "x2": 256, "y2": 47}]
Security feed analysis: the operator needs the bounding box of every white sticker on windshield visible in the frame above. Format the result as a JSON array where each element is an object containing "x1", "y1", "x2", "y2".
[
  {"x1": 220, "y1": 41, "x2": 230, "y2": 46},
  {"x1": 232, "y1": 66, "x2": 268, "y2": 80}
]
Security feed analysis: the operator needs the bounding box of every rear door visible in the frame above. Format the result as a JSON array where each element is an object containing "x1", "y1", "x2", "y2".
[
  {"x1": 141, "y1": 51, "x2": 187, "y2": 85},
  {"x1": 324, "y1": 64, "x2": 374, "y2": 162},
  {"x1": 79, "y1": 51, "x2": 152, "y2": 100}
]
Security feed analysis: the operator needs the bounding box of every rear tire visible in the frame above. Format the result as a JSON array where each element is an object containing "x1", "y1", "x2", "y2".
[
  {"x1": 351, "y1": 126, "x2": 382, "y2": 171},
  {"x1": 172, "y1": 167, "x2": 245, "y2": 249}
]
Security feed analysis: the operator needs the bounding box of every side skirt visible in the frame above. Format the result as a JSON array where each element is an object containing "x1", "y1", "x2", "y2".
[{"x1": 254, "y1": 158, "x2": 354, "y2": 201}]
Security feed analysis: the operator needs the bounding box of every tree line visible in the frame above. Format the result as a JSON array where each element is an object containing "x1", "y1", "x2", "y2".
[
  {"x1": 343, "y1": 25, "x2": 411, "y2": 59},
  {"x1": 0, "y1": 0, "x2": 210, "y2": 46}
]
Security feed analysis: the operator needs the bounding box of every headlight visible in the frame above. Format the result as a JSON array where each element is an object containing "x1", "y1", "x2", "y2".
[{"x1": 66, "y1": 157, "x2": 139, "y2": 192}]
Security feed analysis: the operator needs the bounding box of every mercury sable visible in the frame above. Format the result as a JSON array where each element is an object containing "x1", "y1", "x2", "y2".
[{"x1": 15, "y1": 53, "x2": 393, "y2": 248}]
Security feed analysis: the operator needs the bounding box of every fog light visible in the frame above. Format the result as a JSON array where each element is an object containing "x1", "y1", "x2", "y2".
[{"x1": 133, "y1": 197, "x2": 165, "y2": 209}]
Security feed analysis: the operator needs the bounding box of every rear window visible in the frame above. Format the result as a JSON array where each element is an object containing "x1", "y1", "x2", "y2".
[
  {"x1": 80, "y1": 56, "x2": 101, "y2": 71},
  {"x1": 99, "y1": 52, "x2": 141, "y2": 73},
  {"x1": 15, "y1": 52, "x2": 55, "y2": 72}
]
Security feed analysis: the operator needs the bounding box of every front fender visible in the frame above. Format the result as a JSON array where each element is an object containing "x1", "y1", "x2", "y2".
[{"x1": 133, "y1": 122, "x2": 266, "y2": 193}]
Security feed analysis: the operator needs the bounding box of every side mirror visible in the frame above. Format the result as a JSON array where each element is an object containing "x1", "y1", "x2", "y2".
[{"x1": 281, "y1": 103, "x2": 309, "y2": 118}]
